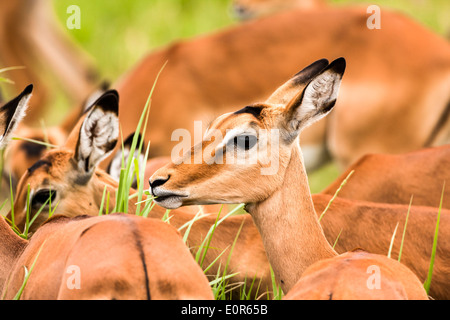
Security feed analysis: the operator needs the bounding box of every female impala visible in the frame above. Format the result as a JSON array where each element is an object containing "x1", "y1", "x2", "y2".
[
  {"x1": 149, "y1": 58, "x2": 428, "y2": 299},
  {"x1": 1, "y1": 213, "x2": 213, "y2": 300},
  {"x1": 0, "y1": 90, "x2": 212, "y2": 300}
]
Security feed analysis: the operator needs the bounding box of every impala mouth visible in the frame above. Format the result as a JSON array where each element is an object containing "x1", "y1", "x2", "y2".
[{"x1": 151, "y1": 189, "x2": 188, "y2": 209}]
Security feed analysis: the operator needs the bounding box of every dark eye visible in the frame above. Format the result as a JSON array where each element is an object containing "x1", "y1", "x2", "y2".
[
  {"x1": 31, "y1": 189, "x2": 57, "y2": 209},
  {"x1": 233, "y1": 135, "x2": 257, "y2": 150}
]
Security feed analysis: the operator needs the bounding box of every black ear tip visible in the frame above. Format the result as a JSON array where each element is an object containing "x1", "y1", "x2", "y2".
[
  {"x1": 294, "y1": 58, "x2": 329, "y2": 78},
  {"x1": 123, "y1": 132, "x2": 143, "y2": 147},
  {"x1": 94, "y1": 89, "x2": 119, "y2": 114},
  {"x1": 23, "y1": 84, "x2": 33, "y2": 95},
  {"x1": 329, "y1": 57, "x2": 346, "y2": 74}
]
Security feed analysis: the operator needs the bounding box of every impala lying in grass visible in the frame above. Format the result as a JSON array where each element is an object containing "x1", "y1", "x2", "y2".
[{"x1": 0, "y1": 87, "x2": 212, "y2": 300}]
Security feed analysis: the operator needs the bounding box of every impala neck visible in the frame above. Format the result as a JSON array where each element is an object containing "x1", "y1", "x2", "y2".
[
  {"x1": 0, "y1": 216, "x2": 27, "y2": 293},
  {"x1": 246, "y1": 140, "x2": 336, "y2": 293}
]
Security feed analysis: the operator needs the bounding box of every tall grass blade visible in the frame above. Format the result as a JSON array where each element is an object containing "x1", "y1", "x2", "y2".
[
  {"x1": 398, "y1": 195, "x2": 413, "y2": 262},
  {"x1": 424, "y1": 182, "x2": 445, "y2": 294},
  {"x1": 387, "y1": 222, "x2": 399, "y2": 259},
  {"x1": 318, "y1": 170, "x2": 354, "y2": 222}
]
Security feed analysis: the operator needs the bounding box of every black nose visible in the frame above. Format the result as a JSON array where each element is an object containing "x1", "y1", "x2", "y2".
[{"x1": 150, "y1": 175, "x2": 170, "y2": 189}]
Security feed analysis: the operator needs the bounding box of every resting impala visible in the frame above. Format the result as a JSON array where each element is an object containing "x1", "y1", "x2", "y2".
[
  {"x1": 2, "y1": 213, "x2": 215, "y2": 300},
  {"x1": 14, "y1": 71, "x2": 450, "y2": 299},
  {"x1": 321, "y1": 144, "x2": 450, "y2": 209},
  {"x1": 0, "y1": 88, "x2": 212, "y2": 300},
  {"x1": 112, "y1": 6, "x2": 450, "y2": 174},
  {"x1": 149, "y1": 58, "x2": 429, "y2": 299},
  {"x1": 231, "y1": 0, "x2": 326, "y2": 20},
  {"x1": 1, "y1": 213, "x2": 213, "y2": 300}
]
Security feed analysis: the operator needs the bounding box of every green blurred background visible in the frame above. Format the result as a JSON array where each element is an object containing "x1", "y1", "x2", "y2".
[
  {"x1": 52, "y1": 0, "x2": 449, "y2": 83},
  {"x1": 48, "y1": 0, "x2": 449, "y2": 192}
]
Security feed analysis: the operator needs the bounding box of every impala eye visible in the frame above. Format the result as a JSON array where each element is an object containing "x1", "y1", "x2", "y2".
[
  {"x1": 31, "y1": 189, "x2": 57, "y2": 209},
  {"x1": 233, "y1": 135, "x2": 257, "y2": 150}
]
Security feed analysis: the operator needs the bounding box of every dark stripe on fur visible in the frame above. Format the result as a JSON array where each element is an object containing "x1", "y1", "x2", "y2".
[{"x1": 424, "y1": 99, "x2": 450, "y2": 147}]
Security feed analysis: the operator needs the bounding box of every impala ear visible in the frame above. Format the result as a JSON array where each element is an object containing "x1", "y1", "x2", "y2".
[
  {"x1": 0, "y1": 84, "x2": 33, "y2": 149},
  {"x1": 280, "y1": 57, "x2": 346, "y2": 140},
  {"x1": 107, "y1": 132, "x2": 145, "y2": 188},
  {"x1": 73, "y1": 90, "x2": 119, "y2": 174},
  {"x1": 266, "y1": 59, "x2": 329, "y2": 105}
]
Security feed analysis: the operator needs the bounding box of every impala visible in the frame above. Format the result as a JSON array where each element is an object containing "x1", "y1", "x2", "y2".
[
  {"x1": 0, "y1": 85, "x2": 213, "y2": 299},
  {"x1": 149, "y1": 58, "x2": 429, "y2": 299},
  {"x1": 1, "y1": 213, "x2": 213, "y2": 300},
  {"x1": 111, "y1": 6, "x2": 450, "y2": 174},
  {"x1": 0, "y1": 89, "x2": 212, "y2": 300},
  {"x1": 231, "y1": 0, "x2": 325, "y2": 20},
  {"x1": 321, "y1": 144, "x2": 450, "y2": 209},
  {"x1": 3, "y1": 216, "x2": 213, "y2": 301}
]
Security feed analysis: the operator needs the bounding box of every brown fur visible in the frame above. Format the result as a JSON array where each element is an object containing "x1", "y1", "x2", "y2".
[
  {"x1": 321, "y1": 144, "x2": 450, "y2": 208},
  {"x1": 1, "y1": 214, "x2": 213, "y2": 300},
  {"x1": 284, "y1": 251, "x2": 425, "y2": 300}
]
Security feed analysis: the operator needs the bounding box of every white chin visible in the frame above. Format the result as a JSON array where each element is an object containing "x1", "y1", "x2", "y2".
[{"x1": 154, "y1": 196, "x2": 183, "y2": 210}]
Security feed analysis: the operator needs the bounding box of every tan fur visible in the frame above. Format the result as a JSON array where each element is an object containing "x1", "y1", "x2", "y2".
[
  {"x1": 1, "y1": 214, "x2": 213, "y2": 300},
  {"x1": 284, "y1": 251, "x2": 424, "y2": 300},
  {"x1": 109, "y1": 7, "x2": 450, "y2": 173},
  {"x1": 149, "y1": 59, "x2": 429, "y2": 299},
  {"x1": 321, "y1": 144, "x2": 450, "y2": 208}
]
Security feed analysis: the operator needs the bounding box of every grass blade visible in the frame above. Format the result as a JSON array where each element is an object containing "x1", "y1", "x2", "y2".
[
  {"x1": 424, "y1": 182, "x2": 445, "y2": 294},
  {"x1": 398, "y1": 195, "x2": 413, "y2": 262},
  {"x1": 318, "y1": 170, "x2": 354, "y2": 222}
]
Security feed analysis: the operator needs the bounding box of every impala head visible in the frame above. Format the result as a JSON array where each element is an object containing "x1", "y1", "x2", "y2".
[
  {"x1": 3, "y1": 82, "x2": 109, "y2": 188},
  {"x1": 9, "y1": 90, "x2": 119, "y2": 233},
  {"x1": 150, "y1": 58, "x2": 346, "y2": 209}
]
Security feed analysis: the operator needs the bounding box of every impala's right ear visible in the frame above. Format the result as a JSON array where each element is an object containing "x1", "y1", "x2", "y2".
[
  {"x1": 276, "y1": 58, "x2": 346, "y2": 140},
  {"x1": 73, "y1": 90, "x2": 119, "y2": 175},
  {"x1": 0, "y1": 84, "x2": 33, "y2": 149}
]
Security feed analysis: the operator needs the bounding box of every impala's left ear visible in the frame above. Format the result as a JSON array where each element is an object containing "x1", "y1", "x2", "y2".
[
  {"x1": 282, "y1": 57, "x2": 346, "y2": 139},
  {"x1": 73, "y1": 90, "x2": 119, "y2": 175}
]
